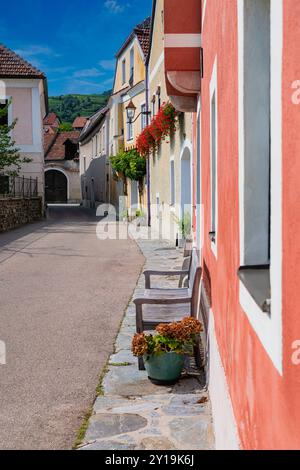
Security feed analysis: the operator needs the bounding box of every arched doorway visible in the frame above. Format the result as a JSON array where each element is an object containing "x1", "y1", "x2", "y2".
[
  {"x1": 180, "y1": 146, "x2": 192, "y2": 218},
  {"x1": 45, "y1": 170, "x2": 68, "y2": 203}
]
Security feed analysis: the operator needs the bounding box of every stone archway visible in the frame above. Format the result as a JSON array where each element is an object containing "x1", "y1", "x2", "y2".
[{"x1": 45, "y1": 169, "x2": 68, "y2": 203}]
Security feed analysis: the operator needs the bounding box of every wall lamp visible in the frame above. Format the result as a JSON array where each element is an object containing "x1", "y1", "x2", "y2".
[{"x1": 126, "y1": 100, "x2": 151, "y2": 124}]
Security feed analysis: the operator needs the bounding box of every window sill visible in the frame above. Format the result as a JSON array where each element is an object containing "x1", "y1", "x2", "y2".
[{"x1": 238, "y1": 265, "x2": 271, "y2": 314}]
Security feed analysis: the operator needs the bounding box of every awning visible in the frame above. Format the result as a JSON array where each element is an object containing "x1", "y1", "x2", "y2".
[{"x1": 164, "y1": 0, "x2": 202, "y2": 112}]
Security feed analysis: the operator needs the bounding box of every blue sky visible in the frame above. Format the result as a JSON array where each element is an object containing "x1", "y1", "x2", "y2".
[{"x1": 0, "y1": 0, "x2": 152, "y2": 96}]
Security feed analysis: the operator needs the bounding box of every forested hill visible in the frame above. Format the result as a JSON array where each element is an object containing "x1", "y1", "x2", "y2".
[{"x1": 48, "y1": 92, "x2": 111, "y2": 123}]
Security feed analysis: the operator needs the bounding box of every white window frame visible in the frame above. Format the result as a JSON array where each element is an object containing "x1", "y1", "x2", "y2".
[
  {"x1": 209, "y1": 57, "x2": 218, "y2": 259},
  {"x1": 238, "y1": 0, "x2": 283, "y2": 374},
  {"x1": 196, "y1": 98, "x2": 203, "y2": 252}
]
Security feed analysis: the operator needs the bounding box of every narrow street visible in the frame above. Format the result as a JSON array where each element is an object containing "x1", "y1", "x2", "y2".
[{"x1": 0, "y1": 206, "x2": 144, "y2": 450}]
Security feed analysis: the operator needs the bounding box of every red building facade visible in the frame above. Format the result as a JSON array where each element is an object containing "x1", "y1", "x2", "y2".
[{"x1": 163, "y1": 0, "x2": 300, "y2": 449}]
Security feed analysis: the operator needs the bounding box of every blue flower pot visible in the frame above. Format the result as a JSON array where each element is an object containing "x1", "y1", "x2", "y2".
[{"x1": 143, "y1": 352, "x2": 185, "y2": 385}]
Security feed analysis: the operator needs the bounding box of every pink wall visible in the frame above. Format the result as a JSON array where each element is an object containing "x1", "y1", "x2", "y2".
[
  {"x1": 7, "y1": 87, "x2": 33, "y2": 146},
  {"x1": 199, "y1": 0, "x2": 300, "y2": 449}
]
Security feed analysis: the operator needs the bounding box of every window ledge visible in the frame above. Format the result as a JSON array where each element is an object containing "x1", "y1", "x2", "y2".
[{"x1": 238, "y1": 265, "x2": 271, "y2": 314}]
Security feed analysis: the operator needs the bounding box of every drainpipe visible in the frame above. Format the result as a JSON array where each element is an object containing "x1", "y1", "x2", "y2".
[{"x1": 145, "y1": 63, "x2": 151, "y2": 227}]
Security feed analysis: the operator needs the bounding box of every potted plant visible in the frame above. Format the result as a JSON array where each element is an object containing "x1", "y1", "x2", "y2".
[
  {"x1": 172, "y1": 212, "x2": 192, "y2": 248},
  {"x1": 131, "y1": 317, "x2": 202, "y2": 385}
]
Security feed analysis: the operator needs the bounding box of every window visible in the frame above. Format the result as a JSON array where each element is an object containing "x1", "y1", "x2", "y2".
[
  {"x1": 196, "y1": 109, "x2": 202, "y2": 250},
  {"x1": 130, "y1": 48, "x2": 134, "y2": 83},
  {"x1": 141, "y1": 104, "x2": 147, "y2": 130},
  {"x1": 209, "y1": 57, "x2": 218, "y2": 254},
  {"x1": 210, "y1": 91, "x2": 217, "y2": 242},
  {"x1": 238, "y1": 0, "x2": 282, "y2": 374},
  {"x1": 122, "y1": 59, "x2": 126, "y2": 85},
  {"x1": 170, "y1": 159, "x2": 175, "y2": 206},
  {"x1": 127, "y1": 120, "x2": 133, "y2": 141},
  {"x1": 0, "y1": 100, "x2": 8, "y2": 126},
  {"x1": 241, "y1": 0, "x2": 270, "y2": 267}
]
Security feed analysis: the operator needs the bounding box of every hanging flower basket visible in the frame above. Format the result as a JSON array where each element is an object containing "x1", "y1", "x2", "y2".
[{"x1": 136, "y1": 102, "x2": 178, "y2": 156}]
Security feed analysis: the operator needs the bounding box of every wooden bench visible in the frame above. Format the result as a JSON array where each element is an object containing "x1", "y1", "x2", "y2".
[
  {"x1": 180, "y1": 235, "x2": 193, "y2": 287},
  {"x1": 144, "y1": 235, "x2": 193, "y2": 290},
  {"x1": 134, "y1": 248, "x2": 202, "y2": 370}
]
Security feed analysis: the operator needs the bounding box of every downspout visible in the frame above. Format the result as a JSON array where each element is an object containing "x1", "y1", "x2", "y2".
[{"x1": 145, "y1": 63, "x2": 151, "y2": 227}]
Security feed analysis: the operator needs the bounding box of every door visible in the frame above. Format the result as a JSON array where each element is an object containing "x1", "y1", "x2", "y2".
[{"x1": 45, "y1": 170, "x2": 68, "y2": 203}]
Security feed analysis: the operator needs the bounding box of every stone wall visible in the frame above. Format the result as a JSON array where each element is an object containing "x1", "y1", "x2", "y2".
[{"x1": 0, "y1": 197, "x2": 43, "y2": 233}]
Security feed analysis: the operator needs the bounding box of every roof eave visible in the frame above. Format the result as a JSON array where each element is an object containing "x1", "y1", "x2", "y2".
[{"x1": 145, "y1": 0, "x2": 157, "y2": 66}]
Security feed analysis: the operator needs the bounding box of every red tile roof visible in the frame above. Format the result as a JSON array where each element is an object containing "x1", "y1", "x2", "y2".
[
  {"x1": 72, "y1": 116, "x2": 88, "y2": 129},
  {"x1": 43, "y1": 133, "x2": 57, "y2": 155},
  {"x1": 44, "y1": 112, "x2": 60, "y2": 126},
  {"x1": 0, "y1": 44, "x2": 45, "y2": 79},
  {"x1": 135, "y1": 17, "x2": 151, "y2": 57},
  {"x1": 116, "y1": 17, "x2": 151, "y2": 59},
  {"x1": 45, "y1": 131, "x2": 80, "y2": 161}
]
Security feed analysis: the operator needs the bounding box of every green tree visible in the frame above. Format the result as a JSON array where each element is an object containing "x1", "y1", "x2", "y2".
[
  {"x1": 110, "y1": 149, "x2": 146, "y2": 182},
  {"x1": 58, "y1": 122, "x2": 73, "y2": 132},
  {"x1": 0, "y1": 100, "x2": 31, "y2": 176}
]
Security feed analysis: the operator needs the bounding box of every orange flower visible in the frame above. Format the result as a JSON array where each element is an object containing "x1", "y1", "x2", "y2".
[
  {"x1": 156, "y1": 317, "x2": 202, "y2": 341},
  {"x1": 131, "y1": 333, "x2": 148, "y2": 357}
]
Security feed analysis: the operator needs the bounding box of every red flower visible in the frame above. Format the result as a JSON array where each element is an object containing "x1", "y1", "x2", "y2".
[{"x1": 136, "y1": 102, "x2": 177, "y2": 156}]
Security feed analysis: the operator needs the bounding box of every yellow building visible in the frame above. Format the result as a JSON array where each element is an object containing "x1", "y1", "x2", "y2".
[
  {"x1": 108, "y1": 17, "x2": 151, "y2": 217},
  {"x1": 146, "y1": 0, "x2": 194, "y2": 242}
]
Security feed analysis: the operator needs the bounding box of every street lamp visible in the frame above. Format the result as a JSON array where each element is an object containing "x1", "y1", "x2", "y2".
[
  {"x1": 126, "y1": 100, "x2": 150, "y2": 123},
  {"x1": 126, "y1": 100, "x2": 137, "y2": 122}
]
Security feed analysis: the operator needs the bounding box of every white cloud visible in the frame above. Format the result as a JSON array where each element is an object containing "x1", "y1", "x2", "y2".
[
  {"x1": 100, "y1": 77, "x2": 114, "y2": 87},
  {"x1": 104, "y1": 0, "x2": 125, "y2": 14},
  {"x1": 73, "y1": 68, "x2": 104, "y2": 78},
  {"x1": 15, "y1": 45, "x2": 60, "y2": 58},
  {"x1": 99, "y1": 59, "x2": 116, "y2": 71}
]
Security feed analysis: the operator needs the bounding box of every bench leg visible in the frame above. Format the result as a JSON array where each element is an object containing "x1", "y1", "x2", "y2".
[
  {"x1": 136, "y1": 304, "x2": 146, "y2": 371},
  {"x1": 138, "y1": 356, "x2": 145, "y2": 371},
  {"x1": 194, "y1": 337, "x2": 203, "y2": 370}
]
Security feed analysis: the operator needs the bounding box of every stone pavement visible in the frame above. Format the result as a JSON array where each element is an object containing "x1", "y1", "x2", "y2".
[{"x1": 79, "y1": 238, "x2": 215, "y2": 451}]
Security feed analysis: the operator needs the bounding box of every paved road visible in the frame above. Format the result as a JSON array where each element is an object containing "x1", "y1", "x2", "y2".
[{"x1": 0, "y1": 206, "x2": 144, "y2": 449}]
